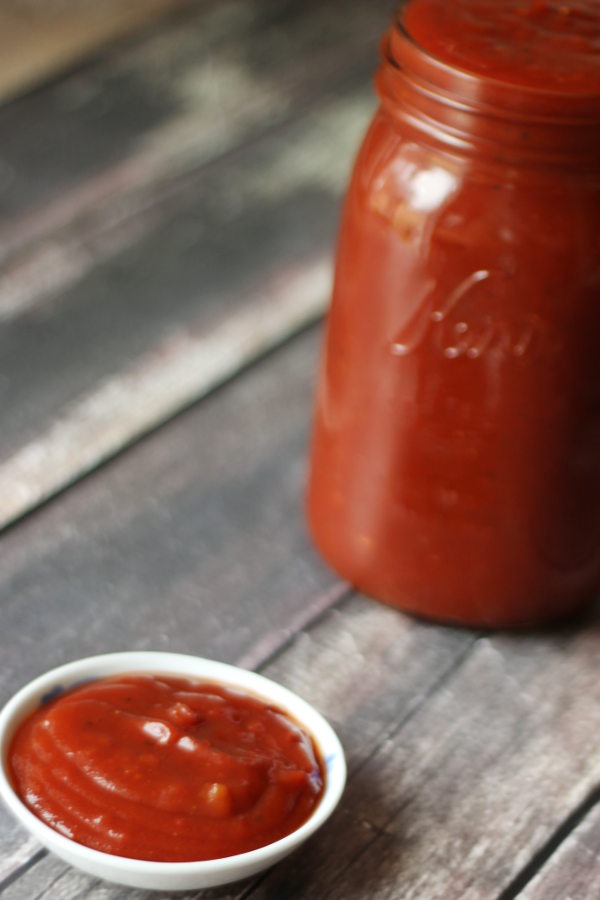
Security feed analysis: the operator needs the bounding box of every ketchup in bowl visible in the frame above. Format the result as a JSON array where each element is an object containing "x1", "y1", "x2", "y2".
[{"x1": 9, "y1": 674, "x2": 324, "y2": 862}]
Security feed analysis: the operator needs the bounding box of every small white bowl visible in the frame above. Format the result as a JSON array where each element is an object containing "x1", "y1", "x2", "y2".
[{"x1": 0, "y1": 651, "x2": 346, "y2": 891}]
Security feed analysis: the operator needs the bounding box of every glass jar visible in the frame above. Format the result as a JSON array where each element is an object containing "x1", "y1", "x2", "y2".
[{"x1": 307, "y1": 4, "x2": 600, "y2": 627}]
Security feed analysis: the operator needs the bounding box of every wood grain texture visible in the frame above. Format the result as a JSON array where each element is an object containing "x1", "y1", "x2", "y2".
[
  {"x1": 0, "y1": 0, "x2": 387, "y2": 261},
  {"x1": 0, "y1": 0, "x2": 391, "y2": 528},
  {"x1": 0, "y1": 0, "x2": 189, "y2": 104},
  {"x1": 0, "y1": 86, "x2": 374, "y2": 530},
  {"x1": 0, "y1": 845, "x2": 253, "y2": 900},
  {"x1": 251, "y1": 608, "x2": 600, "y2": 900},
  {"x1": 0, "y1": 330, "x2": 328, "y2": 703},
  {"x1": 520, "y1": 803, "x2": 600, "y2": 900},
  {"x1": 0, "y1": 255, "x2": 331, "y2": 529}
]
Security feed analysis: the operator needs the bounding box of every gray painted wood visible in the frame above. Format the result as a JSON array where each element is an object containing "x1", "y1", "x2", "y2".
[
  {"x1": 0, "y1": 0, "x2": 392, "y2": 528},
  {"x1": 0, "y1": 851, "x2": 248, "y2": 900},
  {"x1": 263, "y1": 598, "x2": 473, "y2": 775},
  {"x1": 521, "y1": 803, "x2": 600, "y2": 900},
  {"x1": 0, "y1": 85, "x2": 374, "y2": 529},
  {"x1": 251, "y1": 608, "x2": 600, "y2": 899},
  {"x1": 0, "y1": 330, "x2": 330, "y2": 705},
  {"x1": 0, "y1": 0, "x2": 387, "y2": 249}
]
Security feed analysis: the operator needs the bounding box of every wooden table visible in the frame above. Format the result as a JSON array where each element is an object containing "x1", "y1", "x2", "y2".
[{"x1": 1, "y1": 2, "x2": 600, "y2": 897}]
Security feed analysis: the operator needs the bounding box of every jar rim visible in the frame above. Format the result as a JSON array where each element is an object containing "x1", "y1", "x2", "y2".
[
  {"x1": 378, "y1": 15, "x2": 600, "y2": 170},
  {"x1": 389, "y1": 11, "x2": 600, "y2": 119}
]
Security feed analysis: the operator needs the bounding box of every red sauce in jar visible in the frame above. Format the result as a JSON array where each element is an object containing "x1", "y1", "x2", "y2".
[
  {"x1": 9, "y1": 675, "x2": 324, "y2": 861},
  {"x1": 307, "y1": 0, "x2": 600, "y2": 626},
  {"x1": 404, "y1": 0, "x2": 600, "y2": 92}
]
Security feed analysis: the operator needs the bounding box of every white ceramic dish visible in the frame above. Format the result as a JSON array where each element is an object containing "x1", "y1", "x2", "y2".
[{"x1": 0, "y1": 651, "x2": 346, "y2": 891}]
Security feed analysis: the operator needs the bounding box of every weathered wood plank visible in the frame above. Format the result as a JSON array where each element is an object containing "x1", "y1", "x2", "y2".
[
  {"x1": 520, "y1": 802, "x2": 600, "y2": 900},
  {"x1": 0, "y1": 849, "x2": 248, "y2": 900},
  {"x1": 0, "y1": 0, "x2": 190, "y2": 104},
  {"x1": 0, "y1": 0, "x2": 387, "y2": 262},
  {"x1": 0, "y1": 86, "x2": 374, "y2": 531},
  {"x1": 265, "y1": 600, "x2": 473, "y2": 776},
  {"x1": 0, "y1": 256, "x2": 331, "y2": 529},
  {"x1": 251, "y1": 608, "x2": 600, "y2": 900},
  {"x1": 0, "y1": 0, "x2": 391, "y2": 529},
  {"x1": 0, "y1": 831, "x2": 41, "y2": 888},
  {"x1": 0, "y1": 330, "x2": 328, "y2": 701}
]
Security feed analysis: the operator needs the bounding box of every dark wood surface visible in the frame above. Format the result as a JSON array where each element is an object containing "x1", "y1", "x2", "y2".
[
  {"x1": 0, "y1": 0, "x2": 378, "y2": 530},
  {"x1": 1, "y1": 2, "x2": 599, "y2": 898}
]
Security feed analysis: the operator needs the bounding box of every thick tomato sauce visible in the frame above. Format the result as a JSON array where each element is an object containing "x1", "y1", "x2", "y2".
[
  {"x1": 404, "y1": 0, "x2": 600, "y2": 92},
  {"x1": 9, "y1": 675, "x2": 324, "y2": 861}
]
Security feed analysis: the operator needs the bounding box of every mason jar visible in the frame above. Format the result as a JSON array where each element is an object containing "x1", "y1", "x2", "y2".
[{"x1": 307, "y1": 0, "x2": 600, "y2": 626}]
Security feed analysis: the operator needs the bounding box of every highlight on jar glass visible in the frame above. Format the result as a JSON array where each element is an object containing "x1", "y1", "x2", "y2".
[
  {"x1": 0, "y1": 652, "x2": 346, "y2": 891},
  {"x1": 307, "y1": 0, "x2": 600, "y2": 628}
]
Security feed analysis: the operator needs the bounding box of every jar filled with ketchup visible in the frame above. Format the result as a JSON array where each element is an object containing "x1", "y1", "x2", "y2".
[{"x1": 307, "y1": 0, "x2": 600, "y2": 627}]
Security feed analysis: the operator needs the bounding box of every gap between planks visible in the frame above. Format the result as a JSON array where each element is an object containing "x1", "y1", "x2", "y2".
[
  {"x1": 0, "y1": 847, "x2": 47, "y2": 895},
  {"x1": 497, "y1": 783, "x2": 600, "y2": 900},
  {"x1": 237, "y1": 581, "x2": 353, "y2": 672},
  {"x1": 518, "y1": 798, "x2": 600, "y2": 899}
]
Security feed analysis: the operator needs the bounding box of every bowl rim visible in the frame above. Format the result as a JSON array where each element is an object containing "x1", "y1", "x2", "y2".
[{"x1": 0, "y1": 651, "x2": 346, "y2": 882}]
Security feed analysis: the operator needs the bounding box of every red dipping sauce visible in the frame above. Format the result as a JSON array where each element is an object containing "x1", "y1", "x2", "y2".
[
  {"x1": 9, "y1": 675, "x2": 324, "y2": 862},
  {"x1": 307, "y1": 0, "x2": 600, "y2": 626}
]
